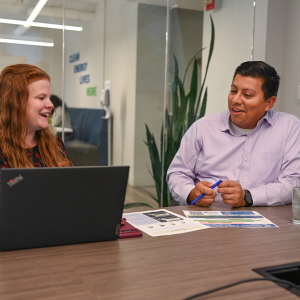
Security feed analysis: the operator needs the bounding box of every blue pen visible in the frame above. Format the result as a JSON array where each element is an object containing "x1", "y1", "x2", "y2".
[{"x1": 191, "y1": 180, "x2": 223, "y2": 205}]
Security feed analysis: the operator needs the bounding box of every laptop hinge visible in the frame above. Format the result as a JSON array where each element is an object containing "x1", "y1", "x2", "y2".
[{"x1": 115, "y1": 224, "x2": 120, "y2": 235}]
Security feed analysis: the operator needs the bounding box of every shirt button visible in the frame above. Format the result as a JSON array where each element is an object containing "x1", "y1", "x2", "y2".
[
  {"x1": 242, "y1": 180, "x2": 245, "y2": 183},
  {"x1": 245, "y1": 158, "x2": 248, "y2": 161}
]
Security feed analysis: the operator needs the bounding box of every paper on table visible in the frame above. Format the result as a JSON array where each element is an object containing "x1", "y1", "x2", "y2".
[
  {"x1": 183, "y1": 210, "x2": 278, "y2": 228},
  {"x1": 123, "y1": 209, "x2": 209, "y2": 237}
]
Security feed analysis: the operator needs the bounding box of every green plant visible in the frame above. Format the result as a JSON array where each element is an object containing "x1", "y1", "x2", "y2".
[{"x1": 124, "y1": 16, "x2": 215, "y2": 209}]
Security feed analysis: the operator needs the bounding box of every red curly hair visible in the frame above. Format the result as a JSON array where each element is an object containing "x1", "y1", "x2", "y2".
[{"x1": 0, "y1": 64, "x2": 70, "y2": 168}]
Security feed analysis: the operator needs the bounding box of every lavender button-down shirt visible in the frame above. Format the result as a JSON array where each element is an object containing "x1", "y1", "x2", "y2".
[{"x1": 167, "y1": 110, "x2": 300, "y2": 206}]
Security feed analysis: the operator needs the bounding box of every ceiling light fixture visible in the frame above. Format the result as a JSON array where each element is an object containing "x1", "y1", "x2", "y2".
[
  {"x1": 0, "y1": 38, "x2": 54, "y2": 47},
  {"x1": 24, "y1": 0, "x2": 49, "y2": 27},
  {"x1": 0, "y1": 18, "x2": 82, "y2": 31}
]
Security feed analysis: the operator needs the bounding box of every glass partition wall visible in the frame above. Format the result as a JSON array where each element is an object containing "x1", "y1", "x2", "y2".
[
  {"x1": 0, "y1": 0, "x2": 255, "y2": 210},
  {"x1": 0, "y1": 1, "x2": 64, "y2": 98},
  {"x1": 163, "y1": 0, "x2": 256, "y2": 208},
  {"x1": 63, "y1": 0, "x2": 169, "y2": 210}
]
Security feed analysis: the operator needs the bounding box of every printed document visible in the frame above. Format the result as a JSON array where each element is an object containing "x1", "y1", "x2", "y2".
[
  {"x1": 123, "y1": 209, "x2": 209, "y2": 237},
  {"x1": 183, "y1": 211, "x2": 278, "y2": 228}
]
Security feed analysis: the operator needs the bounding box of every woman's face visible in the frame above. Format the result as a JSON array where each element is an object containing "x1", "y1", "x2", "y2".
[{"x1": 26, "y1": 79, "x2": 53, "y2": 135}]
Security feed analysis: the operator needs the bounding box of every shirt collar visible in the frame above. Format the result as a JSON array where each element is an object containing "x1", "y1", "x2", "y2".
[
  {"x1": 220, "y1": 110, "x2": 273, "y2": 134},
  {"x1": 259, "y1": 110, "x2": 273, "y2": 126},
  {"x1": 220, "y1": 111, "x2": 233, "y2": 134}
]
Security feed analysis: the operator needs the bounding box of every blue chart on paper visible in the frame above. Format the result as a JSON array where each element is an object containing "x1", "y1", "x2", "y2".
[
  {"x1": 208, "y1": 224, "x2": 277, "y2": 228},
  {"x1": 184, "y1": 211, "x2": 278, "y2": 228},
  {"x1": 220, "y1": 211, "x2": 255, "y2": 215}
]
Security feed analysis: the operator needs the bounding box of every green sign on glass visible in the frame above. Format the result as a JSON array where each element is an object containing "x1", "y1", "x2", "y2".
[{"x1": 87, "y1": 87, "x2": 97, "y2": 96}]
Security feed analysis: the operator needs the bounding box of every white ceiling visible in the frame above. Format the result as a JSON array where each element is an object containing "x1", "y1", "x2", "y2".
[
  {"x1": 0, "y1": 0, "x2": 203, "y2": 21},
  {"x1": 127, "y1": 0, "x2": 204, "y2": 11}
]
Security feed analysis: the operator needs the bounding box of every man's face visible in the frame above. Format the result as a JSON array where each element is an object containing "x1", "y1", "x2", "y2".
[{"x1": 228, "y1": 74, "x2": 276, "y2": 129}]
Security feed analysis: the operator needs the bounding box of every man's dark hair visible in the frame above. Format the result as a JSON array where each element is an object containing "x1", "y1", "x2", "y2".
[{"x1": 233, "y1": 61, "x2": 280, "y2": 100}]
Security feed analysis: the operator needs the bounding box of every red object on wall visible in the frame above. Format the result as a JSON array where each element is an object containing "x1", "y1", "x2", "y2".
[{"x1": 206, "y1": 0, "x2": 215, "y2": 11}]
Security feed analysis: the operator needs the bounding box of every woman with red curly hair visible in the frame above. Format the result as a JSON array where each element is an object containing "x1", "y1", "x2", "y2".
[{"x1": 0, "y1": 64, "x2": 72, "y2": 168}]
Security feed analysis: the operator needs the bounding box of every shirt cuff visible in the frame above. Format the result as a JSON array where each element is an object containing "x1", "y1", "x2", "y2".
[
  {"x1": 179, "y1": 184, "x2": 195, "y2": 205},
  {"x1": 248, "y1": 188, "x2": 265, "y2": 206},
  {"x1": 248, "y1": 186, "x2": 285, "y2": 206}
]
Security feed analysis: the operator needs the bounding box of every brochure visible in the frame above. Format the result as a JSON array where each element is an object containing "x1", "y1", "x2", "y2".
[
  {"x1": 183, "y1": 210, "x2": 278, "y2": 228},
  {"x1": 123, "y1": 209, "x2": 209, "y2": 237}
]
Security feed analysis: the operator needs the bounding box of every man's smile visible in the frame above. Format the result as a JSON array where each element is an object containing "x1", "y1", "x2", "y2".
[{"x1": 231, "y1": 107, "x2": 245, "y2": 114}]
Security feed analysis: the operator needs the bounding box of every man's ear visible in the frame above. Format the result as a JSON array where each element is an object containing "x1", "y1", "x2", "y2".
[{"x1": 265, "y1": 96, "x2": 276, "y2": 111}]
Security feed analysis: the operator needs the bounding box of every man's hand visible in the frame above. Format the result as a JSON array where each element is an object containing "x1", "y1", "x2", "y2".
[
  {"x1": 217, "y1": 180, "x2": 246, "y2": 207},
  {"x1": 187, "y1": 181, "x2": 217, "y2": 207}
]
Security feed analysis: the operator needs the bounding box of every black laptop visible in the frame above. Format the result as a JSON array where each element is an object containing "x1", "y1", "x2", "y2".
[{"x1": 0, "y1": 166, "x2": 129, "y2": 251}]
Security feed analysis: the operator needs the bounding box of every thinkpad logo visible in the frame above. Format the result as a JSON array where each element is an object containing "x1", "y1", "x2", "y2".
[{"x1": 7, "y1": 175, "x2": 23, "y2": 187}]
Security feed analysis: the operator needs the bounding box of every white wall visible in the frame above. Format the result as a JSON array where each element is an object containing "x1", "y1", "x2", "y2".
[
  {"x1": 252, "y1": 0, "x2": 268, "y2": 62},
  {"x1": 273, "y1": 0, "x2": 300, "y2": 118},
  {"x1": 201, "y1": 0, "x2": 300, "y2": 120},
  {"x1": 64, "y1": 1, "x2": 105, "y2": 109},
  {"x1": 251, "y1": 0, "x2": 300, "y2": 119},
  {"x1": 134, "y1": 4, "x2": 166, "y2": 186},
  {"x1": 252, "y1": 0, "x2": 285, "y2": 112},
  {"x1": 201, "y1": 0, "x2": 254, "y2": 115},
  {"x1": 104, "y1": 1, "x2": 138, "y2": 185},
  {"x1": 264, "y1": 0, "x2": 285, "y2": 93}
]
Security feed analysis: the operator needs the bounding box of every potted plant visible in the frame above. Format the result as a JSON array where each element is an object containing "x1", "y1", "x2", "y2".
[{"x1": 125, "y1": 16, "x2": 215, "y2": 209}]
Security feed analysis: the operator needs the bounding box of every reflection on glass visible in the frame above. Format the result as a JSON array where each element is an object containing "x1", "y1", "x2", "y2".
[
  {"x1": 63, "y1": 1, "x2": 107, "y2": 167},
  {"x1": 64, "y1": 0, "x2": 167, "y2": 210},
  {"x1": 160, "y1": 0, "x2": 255, "y2": 207},
  {"x1": 0, "y1": 0, "x2": 256, "y2": 209},
  {"x1": 0, "y1": 1, "x2": 63, "y2": 90}
]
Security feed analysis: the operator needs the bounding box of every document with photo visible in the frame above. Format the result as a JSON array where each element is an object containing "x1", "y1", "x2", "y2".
[
  {"x1": 183, "y1": 211, "x2": 278, "y2": 228},
  {"x1": 123, "y1": 209, "x2": 209, "y2": 237}
]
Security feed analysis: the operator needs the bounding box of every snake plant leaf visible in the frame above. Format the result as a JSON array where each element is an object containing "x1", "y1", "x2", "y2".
[
  {"x1": 145, "y1": 164, "x2": 160, "y2": 202},
  {"x1": 162, "y1": 113, "x2": 172, "y2": 158},
  {"x1": 145, "y1": 125, "x2": 161, "y2": 195},
  {"x1": 177, "y1": 77, "x2": 188, "y2": 118},
  {"x1": 145, "y1": 125, "x2": 161, "y2": 169},
  {"x1": 187, "y1": 58, "x2": 198, "y2": 128},
  {"x1": 160, "y1": 123, "x2": 164, "y2": 163},
  {"x1": 124, "y1": 202, "x2": 153, "y2": 209},
  {"x1": 174, "y1": 128, "x2": 184, "y2": 159},
  {"x1": 149, "y1": 193, "x2": 160, "y2": 202},
  {"x1": 145, "y1": 16, "x2": 215, "y2": 207},
  {"x1": 199, "y1": 87, "x2": 208, "y2": 118},
  {"x1": 195, "y1": 15, "x2": 215, "y2": 120},
  {"x1": 172, "y1": 55, "x2": 179, "y2": 122},
  {"x1": 178, "y1": 75, "x2": 186, "y2": 107},
  {"x1": 145, "y1": 161, "x2": 153, "y2": 177},
  {"x1": 183, "y1": 47, "x2": 206, "y2": 85},
  {"x1": 165, "y1": 114, "x2": 175, "y2": 190},
  {"x1": 166, "y1": 121, "x2": 175, "y2": 167},
  {"x1": 174, "y1": 78, "x2": 188, "y2": 142}
]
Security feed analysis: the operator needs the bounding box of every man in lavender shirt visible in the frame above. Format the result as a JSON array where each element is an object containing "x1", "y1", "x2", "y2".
[{"x1": 167, "y1": 61, "x2": 300, "y2": 207}]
